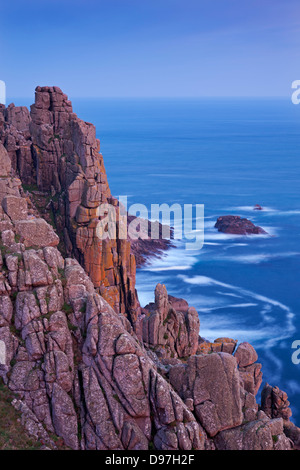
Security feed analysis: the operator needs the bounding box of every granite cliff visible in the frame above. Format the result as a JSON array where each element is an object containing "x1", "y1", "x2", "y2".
[{"x1": 0, "y1": 87, "x2": 298, "y2": 450}]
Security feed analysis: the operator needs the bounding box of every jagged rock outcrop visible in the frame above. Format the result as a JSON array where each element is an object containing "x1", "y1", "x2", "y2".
[
  {"x1": 0, "y1": 105, "x2": 32, "y2": 183},
  {"x1": 0, "y1": 88, "x2": 298, "y2": 451},
  {"x1": 261, "y1": 383, "x2": 292, "y2": 421},
  {"x1": 142, "y1": 284, "x2": 200, "y2": 362},
  {"x1": 260, "y1": 383, "x2": 300, "y2": 449},
  {"x1": 215, "y1": 215, "x2": 267, "y2": 235},
  {"x1": 0, "y1": 88, "x2": 140, "y2": 330},
  {"x1": 235, "y1": 342, "x2": 263, "y2": 396}
]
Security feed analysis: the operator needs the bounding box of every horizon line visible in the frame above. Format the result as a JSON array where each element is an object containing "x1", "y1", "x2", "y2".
[{"x1": 6, "y1": 95, "x2": 290, "y2": 102}]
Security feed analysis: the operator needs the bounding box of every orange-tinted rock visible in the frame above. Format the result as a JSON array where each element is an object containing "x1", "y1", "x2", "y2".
[
  {"x1": 198, "y1": 337, "x2": 238, "y2": 355},
  {"x1": 1, "y1": 87, "x2": 141, "y2": 329}
]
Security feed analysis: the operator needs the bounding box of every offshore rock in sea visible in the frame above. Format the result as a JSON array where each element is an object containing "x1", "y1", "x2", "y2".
[{"x1": 215, "y1": 215, "x2": 267, "y2": 235}]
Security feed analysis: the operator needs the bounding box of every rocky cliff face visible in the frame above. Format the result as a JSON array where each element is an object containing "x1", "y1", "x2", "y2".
[
  {"x1": 0, "y1": 88, "x2": 298, "y2": 450},
  {"x1": 0, "y1": 88, "x2": 140, "y2": 329}
]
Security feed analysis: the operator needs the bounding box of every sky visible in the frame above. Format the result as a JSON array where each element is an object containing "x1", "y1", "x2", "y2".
[{"x1": 1, "y1": 0, "x2": 300, "y2": 99}]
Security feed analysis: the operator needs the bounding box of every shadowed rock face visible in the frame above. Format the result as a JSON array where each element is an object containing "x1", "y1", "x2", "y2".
[
  {"x1": 215, "y1": 215, "x2": 267, "y2": 235},
  {"x1": 0, "y1": 89, "x2": 298, "y2": 451}
]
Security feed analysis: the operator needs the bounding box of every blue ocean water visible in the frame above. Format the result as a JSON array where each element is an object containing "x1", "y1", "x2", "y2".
[{"x1": 16, "y1": 96, "x2": 300, "y2": 420}]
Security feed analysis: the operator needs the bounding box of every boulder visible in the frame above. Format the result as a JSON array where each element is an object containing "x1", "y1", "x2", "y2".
[
  {"x1": 215, "y1": 412, "x2": 291, "y2": 450},
  {"x1": 234, "y1": 342, "x2": 258, "y2": 367},
  {"x1": 15, "y1": 218, "x2": 59, "y2": 247},
  {"x1": 2, "y1": 195, "x2": 28, "y2": 221}
]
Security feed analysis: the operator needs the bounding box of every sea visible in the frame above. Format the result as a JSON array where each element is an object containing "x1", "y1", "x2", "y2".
[{"x1": 12, "y1": 95, "x2": 300, "y2": 421}]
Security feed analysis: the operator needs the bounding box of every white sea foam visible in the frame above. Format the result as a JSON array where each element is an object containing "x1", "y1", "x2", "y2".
[
  {"x1": 178, "y1": 274, "x2": 296, "y2": 346},
  {"x1": 204, "y1": 232, "x2": 245, "y2": 241},
  {"x1": 199, "y1": 327, "x2": 271, "y2": 343},
  {"x1": 200, "y1": 302, "x2": 258, "y2": 312},
  {"x1": 204, "y1": 242, "x2": 222, "y2": 246},
  {"x1": 145, "y1": 265, "x2": 192, "y2": 272},
  {"x1": 139, "y1": 237, "x2": 202, "y2": 273},
  {"x1": 265, "y1": 209, "x2": 300, "y2": 216},
  {"x1": 217, "y1": 291, "x2": 243, "y2": 299},
  {"x1": 227, "y1": 205, "x2": 277, "y2": 212},
  {"x1": 205, "y1": 221, "x2": 217, "y2": 229},
  {"x1": 286, "y1": 381, "x2": 300, "y2": 395},
  {"x1": 179, "y1": 274, "x2": 293, "y2": 314},
  {"x1": 220, "y1": 251, "x2": 300, "y2": 264}
]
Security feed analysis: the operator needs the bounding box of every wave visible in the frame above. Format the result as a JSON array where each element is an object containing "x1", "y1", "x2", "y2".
[
  {"x1": 144, "y1": 265, "x2": 192, "y2": 272},
  {"x1": 227, "y1": 205, "x2": 277, "y2": 212},
  {"x1": 199, "y1": 327, "x2": 272, "y2": 343},
  {"x1": 179, "y1": 273, "x2": 293, "y2": 314},
  {"x1": 204, "y1": 231, "x2": 272, "y2": 241},
  {"x1": 205, "y1": 221, "x2": 217, "y2": 229},
  {"x1": 265, "y1": 209, "x2": 300, "y2": 216},
  {"x1": 204, "y1": 242, "x2": 222, "y2": 246},
  {"x1": 178, "y1": 274, "x2": 296, "y2": 347},
  {"x1": 217, "y1": 291, "x2": 243, "y2": 299},
  {"x1": 198, "y1": 302, "x2": 258, "y2": 313},
  {"x1": 219, "y1": 251, "x2": 300, "y2": 264},
  {"x1": 140, "y1": 242, "x2": 200, "y2": 272},
  {"x1": 204, "y1": 232, "x2": 247, "y2": 241}
]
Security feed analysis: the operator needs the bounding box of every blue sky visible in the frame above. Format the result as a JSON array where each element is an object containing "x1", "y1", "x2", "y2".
[{"x1": 1, "y1": 0, "x2": 299, "y2": 99}]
